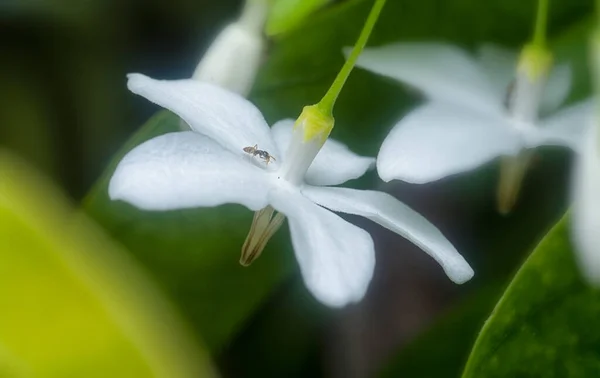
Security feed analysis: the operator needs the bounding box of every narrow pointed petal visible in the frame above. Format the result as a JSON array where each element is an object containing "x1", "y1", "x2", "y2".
[
  {"x1": 269, "y1": 187, "x2": 375, "y2": 307},
  {"x1": 477, "y1": 44, "x2": 517, "y2": 102},
  {"x1": 572, "y1": 120, "x2": 600, "y2": 284},
  {"x1": 302, "y1": 186, "x2": 474, "y2": 284},
  {"x1": 540, "y1": 64, "x2": 572, "y2": 114},
  {"x1": 535, "y1": 99, "x2": 594, "y2": 149},
  {"x1": 127, "y1": 73, "x2": 279, "y2": 160},
  {"x1": 271, "y1": 119, "x2": 375, "y2": 186},
  {"x1": 109, "y1": 132, "x2": 270, "y2": 211},
  {"x1": 241, "y1": 206, "x2": 286, "y2": 266},
  {"x1": 377, "y1": 103, "x2": 521, "y2": 183},
  {"x1": 496, "y1": 151, "x2": 532, "y2": 215},
  {"x1": 351, "y1": 43, "x2": 500, "y2": 113}
]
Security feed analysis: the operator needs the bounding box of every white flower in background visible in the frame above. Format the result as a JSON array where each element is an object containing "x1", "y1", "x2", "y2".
[
  {"x1": 109, "y1": 74, "x2": 474, "y2": 307},
  {"x1": 572, "y1": 116, "x2": 600, "y2": 285},
  {"x1": 349, "y1": 43, "x2": 592, "y2": 213},
  {"x1": 192, "y1": 0, "x2": 268, "y2": 96}
]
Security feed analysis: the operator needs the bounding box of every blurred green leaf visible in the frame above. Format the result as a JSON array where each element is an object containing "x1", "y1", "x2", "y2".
[
  {"x1": 0, "y1": 0, "x2": 109, "y2": 28},
  {"x1": 0, "y1": 151, "x2": 214, "y2": 378},
  {"x1": 84, "y1": 111, "x2": 295, "y2": 353},
  {"x1": 0, "y1": 58, "x2": 58, "y2": 178},
  {"x1": 461, "y1": 215, "x2": 600, "y2": 378},
  {"x1": 267, "y1": 0, "x2": 333, "y2": 36}
]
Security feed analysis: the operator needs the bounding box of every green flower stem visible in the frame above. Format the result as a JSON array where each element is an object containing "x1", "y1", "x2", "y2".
[
  {"x1": 316, "y1": 0, "x2": 387, "y2": 117},
  {"x1": 532, "y1": 0, "x2": 549, "y2": 48},
  {"x1": 592, "y1": 26, "x2": 600, "y2": 143}
]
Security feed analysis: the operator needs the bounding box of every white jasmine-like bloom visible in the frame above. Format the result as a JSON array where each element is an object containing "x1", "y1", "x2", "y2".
[
  {"x1": 350, "y1": 43, "x2": 592, "y2": 211},
  {"x1": 109, "y1": 74, "x2": 474, "y2": 307},
  {"x1": 572, "y1": 116, "x2": 600, "y2": 284},
  {"x1": 191, "y1": 0, "x2": 268, "y2": 96}
]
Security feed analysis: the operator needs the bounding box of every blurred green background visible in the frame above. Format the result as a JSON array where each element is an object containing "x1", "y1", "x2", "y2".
[{"x1": 0, "y1": 0, "x2": 595, "y2": 377}]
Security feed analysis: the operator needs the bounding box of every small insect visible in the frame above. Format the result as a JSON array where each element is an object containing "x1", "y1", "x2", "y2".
[{"x1": 243, "y1": 144, "x2": 277, "y2": 165}]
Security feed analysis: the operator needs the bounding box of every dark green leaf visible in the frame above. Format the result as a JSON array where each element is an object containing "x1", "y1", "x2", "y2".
[{"x1": 461, "y1": 215, "x2": 600, "y2": 378}]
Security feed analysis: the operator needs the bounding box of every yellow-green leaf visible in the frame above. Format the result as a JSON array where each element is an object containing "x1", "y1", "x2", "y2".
[{"x1": 0, "y1": 151, "x2": 215, "y2": 378}]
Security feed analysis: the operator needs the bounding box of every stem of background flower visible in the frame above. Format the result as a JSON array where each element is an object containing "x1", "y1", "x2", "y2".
[
  {"x1": 532, "y1": 0, "x2": 549, "y2": 48},
  {"x1": 592, "y1": 17, "x2": 600, "y2": 145},
  {"x1": 316, "y1": 0, "x2": 387, "y2": 117}
]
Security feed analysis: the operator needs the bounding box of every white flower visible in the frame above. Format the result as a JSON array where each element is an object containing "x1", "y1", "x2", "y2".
[
  {"x1": 350, "y1": 42, "x2": 592, "y2": 212},
  {"x1": 191, "y1": 0, "x2": 267, "y2": 96},
  {"x1": 109, "y1": 73, "x2": 474, "y2": 307},
  {"x1": 572, "y1": 116, "x2": 600, "y2": 284}
]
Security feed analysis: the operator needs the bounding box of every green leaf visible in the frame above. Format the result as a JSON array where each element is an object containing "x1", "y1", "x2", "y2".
[
  {"x1": 83, "y1": 111, "x2": 295, "y2": 353},
  {"x1": 461, "y1": 215, "x2": 600, "y2": 377},
  {"x1": 267, "y1": 0, "x2": 333, "y2": 36},
  {"x1": 0, "y1": 151, "x2": 214, "y2": 378}
]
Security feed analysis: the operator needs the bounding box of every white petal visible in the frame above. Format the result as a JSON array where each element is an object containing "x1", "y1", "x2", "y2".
[
  {"x1": 351, "y1": 42, "x2": 501, "y2": 113},
  {"x1": 127, "y1": 73, "x2": 279, "y2": 160},
  {"x1": 477, "y1": 45, "x2": 572, "y2": 114},
  {"x1": 535, "y1": 99, "x2": 594, "y2": 149},
  {"x1": 109, "y1": 131, "x2": 270, "y2": 211},
  {"x1": 377, "y1": 103, "x2": 521, "y2": 183},
  {"x1": 269, "y1": 186, "x2": 375, "y2": 307},
  {"x1": 302, "y1": 186, "x2": 474, "y2": 284},
  {"x1": 540, "y1": 64, "x2": 572, "y2": 114},
  {"x1": 192, "y1": 22, "x2": 264, "y2": 96},
  {"x1": 271, "y1": 119, "x2": 375, "y2": 186},
  {"x1": 477, "y1": 44, "x2": 517, "y2": 101},
  {"x1": 572, "y1": 120, "x2": 600, "y2": 284}
]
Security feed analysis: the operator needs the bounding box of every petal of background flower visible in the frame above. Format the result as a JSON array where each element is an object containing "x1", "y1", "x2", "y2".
[
  {"x1": 349, "y1": 42, "x2": 501, "y2": 113},
  {"x1": 109, "y1": 131, "x2": 271, "y2": 211},
  {"x1": 540, "y1": 64, "x2": 572, "y2": 115},
  {"x1": 377, "y1": 102, "x2": 522, "y2": 183},
  {"x1": 127, "y1": 73, "x2": 279, "y2": 161},
  {"x1": 271, "y1": 119, "x2": 375, "y2": 186},
  {"x1": 476, "y1": 44, "x2": 516, "y2": 102},
  {"x1": 302, "y1": 186, "x2": 474, "y2": 284},
  {"x1": 269, "y1": 186, "x2": 375, "y2": 307},
  {"x1": 572, "y1": 120, "x2": 600, "y2": 285},
  {"x1": 477, "y1": 44, "x2": 572, "y2": 115},
  {"x1": 533, "y1": 99, "x2": 594, "y2": 149}
]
